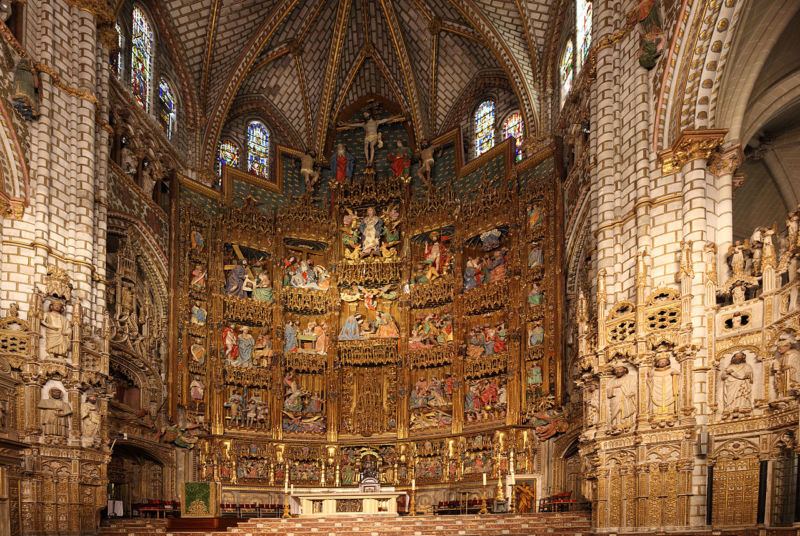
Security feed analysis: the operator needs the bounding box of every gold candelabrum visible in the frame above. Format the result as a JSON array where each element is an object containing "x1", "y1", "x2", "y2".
[
  {"x1": 408, "y1": 488, "x2": 417, "y2": 516},
  {"x1": 479, "y1": 484, "x2": 489, "y2": 515},
  {"x1": 282, "y1": 493, "x2": 291, "y2": 518},
  {"x1": 496, "y1": 474, "x2": 504, "y2": 505}
]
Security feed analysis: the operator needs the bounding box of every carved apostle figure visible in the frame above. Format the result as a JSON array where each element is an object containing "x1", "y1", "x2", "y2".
[
  {"x1": 607, "y1": 365, "x2": 637, "y2": 430},
  {"x1": 773, "y1": 340, "x2": 800, "y2": 397},
  {"x1": 648, "y1": 351, "x2": 679, "y2": 419},
  {"x1": 38, "y1": 387, "x2": 73, "y2": 436},
  {"x1": 584, "y1": 382, "x2": 599, "y2": 427},
  {"x1": 721, "y1": 351, "x2": 753, "y2": 418},
  {"x1": 41, "y1": 301, "x2": 70, "y2": 356},
  {"x1": 81, "y1": 391, "x2": 101, "y2": 447}
]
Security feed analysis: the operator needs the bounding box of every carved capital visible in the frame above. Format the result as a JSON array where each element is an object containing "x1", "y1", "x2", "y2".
[
  {"x1": 658, "y1": 129, "x2": 727, "y2": 175},
  {"x1": 707, "y1": 144, "x2": 744, "y2": 177},
  {"x1": 65, "y1": 0, "x2": 114, "y2": 24}
]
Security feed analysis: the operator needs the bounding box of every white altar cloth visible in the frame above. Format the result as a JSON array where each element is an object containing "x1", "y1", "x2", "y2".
[{"x1": 290, "y1": 487, "x2": 405, "y2": 516}]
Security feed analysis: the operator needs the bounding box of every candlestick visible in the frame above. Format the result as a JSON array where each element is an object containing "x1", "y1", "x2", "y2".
[
  {"x1": 478, "y1": 485, "x2": 489, "y2": 515},
  {"x1": 408, "y1": 488, "x2": 417, "y2": 516},
  {"x1": 282, "y1": 493, "x2": 291, "y2": 518}
]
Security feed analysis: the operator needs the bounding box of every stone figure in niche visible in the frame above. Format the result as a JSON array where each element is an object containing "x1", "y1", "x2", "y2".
[
  {"x1": 190, "y1": 264, "x2": 207, "y2": 290},
  {"x1": 299, "y1": 151, "x2": 319, "y2": 191},
  {"x1": 647, "y1": 350, "x2": 679, "y2": 419},
  {"x1": 584, "y1": 383, "x2": 599, "y2": 427},
  {"x1": 38, "y1": 387, "x2": 72, "y2": 436},
  {"x1": 284, "y1": 321, "x2": 299, "y2": 353},
  {"x1": 339, "y1": 109, "x2": 403, "y2": 167},
  {"x1": 773, "y1": 340, "x2": 800, "y2": 396},
  {"x1": 330, "y1": 143, "x2": 354, "y2": 183},
  {"x1": 721, "y1": 351, "x2": 753, "y2": 418},
  {"x1": 787, "y1": 211, "x2": 799, "y2": 249},
  {"x1": 190, "y1": 302, "x2": 207, "y2": 325},
  {"x1": 731, "y1": 281, "x2": 747, "y2": 305},
  {"x1": 727, "y1": 241, "x2": 749, "y2": 277},
  {"x1": 190, "y1": 339, "x2": 206, "y2": 364},
  {"x1": 81, "y1": 390, "x2": 101, "y2": 448},
  {"x1": 607, "y1": 365, "x2": 637, "y2": 430},
  {"x1": 224, "y1": 259, "x2": 249, "y2": 298},
  {"x1": 387, "y1": 140, "x2": 412, "y2": 178},
  {"x1": 360, "y1": 207, "x2": 383, "y2": 257},
  {"x1": 416, "y1": 141, "x2": 441, "y2": 184},
  {"x1": 190, "y1": 376, "x2": 205, "y2": 402},
  {"x1": 42, "y1": 301, "x2": 71, "y2": 357}
]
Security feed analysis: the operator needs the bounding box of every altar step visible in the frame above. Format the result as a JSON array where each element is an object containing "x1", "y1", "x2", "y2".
[
  {"x1": 99, "y1": 512, "x2": 591, "y2": 536},
  {"x1": 230, "y1": 512, "x2": 591, "y2": 536}
]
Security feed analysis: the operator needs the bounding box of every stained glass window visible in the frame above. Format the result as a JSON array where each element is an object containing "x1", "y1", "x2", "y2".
[
  {"x1": 560, "y1": 40, "x2": 574, "y2": 107},
  {"x1": 111, "y1": 23, "x2": 124, "y2": 80},
  {"x1": 577, "y1": 0, "x2": 593, "y2": 70},
  {"x1": 158, "y1": 79, "x2": 176, "y2": 139},
  {"x1": 502, "y1": 113, "x2": 524, "y2": 162},
  {"x1": 247, "y1": 121, "x2": 270, "y2": 178},
  {"x1": 474, "y1": 100, "x2": 495, "y2": 158},
  {"x1": 131, "y1": 5, "x2": 153, "y2": 111},
  {"x1": 217, "y1": 140, "x2": 239, "y2": 178}
]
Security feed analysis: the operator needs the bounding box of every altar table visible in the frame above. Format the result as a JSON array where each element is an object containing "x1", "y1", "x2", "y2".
[{"x1": 291, "y1": 488, "x2": 405, "y2": 516}]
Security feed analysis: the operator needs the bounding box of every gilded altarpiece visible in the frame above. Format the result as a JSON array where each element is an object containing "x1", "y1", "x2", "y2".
[{"x1": 173, "y1": 137, "x2": 561, "y2": 497}]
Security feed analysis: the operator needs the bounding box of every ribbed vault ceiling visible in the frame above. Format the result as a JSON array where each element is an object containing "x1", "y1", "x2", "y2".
[{"x1": 159, "y1": 0, "x2": 552, "y2": 163}]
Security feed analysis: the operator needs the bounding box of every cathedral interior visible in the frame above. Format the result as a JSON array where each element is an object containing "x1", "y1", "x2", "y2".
[{"x1": 0, "y1": 0, "x2": 797, "y2": 534}]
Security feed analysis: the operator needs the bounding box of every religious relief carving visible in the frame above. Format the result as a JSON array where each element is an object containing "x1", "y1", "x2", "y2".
[
  {"x1": 772, "y1": 338, "x2": 800, "y2": 399},
  {"x1": 38, "y1": 382, "x2": 72, "y2": 437},
  {"x1": 80, "y1": 389, "x2": 101, "y2": 448},
  {"x1": 606, "y1": 363, "x2": 637, "y2": 434},
  {"x1": 44, "y1": 264, "x2": 73, "y2": 301},
  {"x1": 719, "y1": 351, "x2": 754, "y2": 419},
  {"x1": 628, "y1": 0, "x2": 666, "y2": 69},
  {"x1": 41, "y1": 300, "x2": 70, "y2": 357},
  {"x1": 647, "y1": 345, "x2": 679, "y2": 425}
]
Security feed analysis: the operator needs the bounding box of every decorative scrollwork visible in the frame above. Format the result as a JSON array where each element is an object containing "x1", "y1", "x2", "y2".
[
  {"x1": 221, "y1": 295, "x2": 273, "y2": 326},
  {"x1": 462, "y1": 279, "x2": 509, "y2": 316},
  {"x1": 410, "y1": 276, "x2": 454, "y2": 309},
  {"x1": 408, "y1": 343, "x2": 454, "y2": 369}
]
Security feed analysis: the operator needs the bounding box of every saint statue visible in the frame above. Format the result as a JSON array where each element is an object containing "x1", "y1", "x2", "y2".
[
  {"x1": 237, "y1": 327, "x2": 255, "y2": 366},
  {"x1": 330, "y1": 144, "x2": 354, "y2": 183},
  {"x1": 190, "y1": 376, "x2": 205, "y2": 402},
  {"x1": 773, "y1": 340, "x2": 800, "y2": 397},
  {"x1": 38, "y1": 387, "x2": 72, "y2": 436},
  {"x1": 224, "y1": 259, "x2": 249, "y2": 298},
  {"x1": 359, "y1": 207, "x2": 383, "y2": 257},
  {"x1": 81, "y1": 390, "x2": 101, "y2": 447},
  {"x1": 387, "y1": 140, "x2": 412, "y2": 178},
  {"x1": 721, "y1": 351, "x2": 753, "y2": 418},
  {"x1": 647, "y1": 351, "x2": 679, "y2": 418},
  {"x1": 607, "y1": 365, "x2": 637, "y2": 430},
  {"x1": 339, "y1": 110, "x2": 403, "y2": 167},
  {"x1": 42, "y1": 301, "x2": 70, "y2": 357}
]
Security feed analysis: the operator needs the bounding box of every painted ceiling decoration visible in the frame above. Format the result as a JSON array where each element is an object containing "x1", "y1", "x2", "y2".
[{"x1": 157, "y1": 0, "x2": 553, "y2": 168}]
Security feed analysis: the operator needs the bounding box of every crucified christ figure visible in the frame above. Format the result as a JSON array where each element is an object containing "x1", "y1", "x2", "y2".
[{"x1": 339, "y1": 109, "x2": 404, "y2": 167}]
